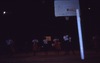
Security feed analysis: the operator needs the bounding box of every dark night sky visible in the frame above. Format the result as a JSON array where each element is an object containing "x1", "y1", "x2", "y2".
[{"x1": 0, "y1": 0, "x2": 100, "y2": 44}]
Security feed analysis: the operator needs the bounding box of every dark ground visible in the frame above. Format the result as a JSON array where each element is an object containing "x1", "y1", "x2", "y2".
[{"x1": 0, "y1": 51, "x2": 100, "y2": 63}]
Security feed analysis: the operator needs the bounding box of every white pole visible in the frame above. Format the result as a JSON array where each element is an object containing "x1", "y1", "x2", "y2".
[{"x1": 76, "y1": 9, "x2": 85, "y2": 60}]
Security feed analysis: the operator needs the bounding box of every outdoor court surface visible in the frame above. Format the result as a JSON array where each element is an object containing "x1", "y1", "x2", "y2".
[{"x1": 0, "y1": 51, "x2": 100, "y2": 63}]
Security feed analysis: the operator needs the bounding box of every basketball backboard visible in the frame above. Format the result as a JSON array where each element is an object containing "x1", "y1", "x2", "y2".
[{"x1": 54, "y1": 0, "x2": 80, "y2": 17}]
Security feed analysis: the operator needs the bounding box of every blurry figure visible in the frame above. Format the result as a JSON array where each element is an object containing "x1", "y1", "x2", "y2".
[
  {"x1": 68, "y1": 36, "x2": 75, "y2": 55},
  {"x1": 92, "y1": 35, "x2": 99, "y2": 53},
  {"x1": 63, "y1": 35, "x2": 69, "y2": 41},
  {"x1": 43, "y1": 39, "x2": 49, "y2": 55},
  {"x1": 45, "y1": 36, "x2": 51, "y2": 42},
  {"x1": 53, "y1": 38, "x2": 61, "y2": 55},
  {"x1": 63, "y1": 35, "x2": 69, "y2": 54},
  {"x1": 32, "y1": 39, "x2": 39, "y2": 56},
  {"x1": 24, "y1": 41, "x2": 29, "y2": 53},
  {"x1": 6, "y1": 39, "x2": 15, "y2": 55},
  {"x1": 45, "y1": 36, "x2": 52, "y2": 51}
]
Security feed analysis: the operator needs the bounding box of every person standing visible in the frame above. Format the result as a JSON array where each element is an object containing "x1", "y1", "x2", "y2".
[
  {"x1": 53, "y1": 38, "x2": 61, "y2": 55},
  {"x1": 63, "y1": 35, "x2": 69, "y2": 54},
  {"x1": 68, "y1": 36, "x2": 75, "y2": 55},
  {"x1": 32, "y1": 39, "x2": 39, "y2": 56},
  {"x1": 43, "y1": 39, "x2": 49, "y2": 55},
  {"x1": 6, "y1": 38, "x2": 15, "y2": 55},
  {"x1": 92, "y1": 35, "x2": 99, "y2": 53}
]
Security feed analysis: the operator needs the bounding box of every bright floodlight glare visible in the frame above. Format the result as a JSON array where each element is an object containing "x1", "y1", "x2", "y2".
[
  {"x1": 88, "y1": 8, "x2": 91, "y2": 10},
  {"x1": 3, "y1": 11, "x2": 6, "y2": 15},
  {"x1": 76, "y1": 9, "x2": 84, "y2": 60}
]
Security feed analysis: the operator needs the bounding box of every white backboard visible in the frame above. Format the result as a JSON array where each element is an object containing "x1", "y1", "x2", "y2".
[{"x1": 54, "y1": 0, "x2": 80, "y2": 17}]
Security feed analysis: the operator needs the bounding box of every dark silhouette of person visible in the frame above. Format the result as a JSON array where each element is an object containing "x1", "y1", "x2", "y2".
[
  {"x1": 53, "y1": 38, "x2": 61, "y2": 55},
  {"x1": 92, "y1": 35, "x2": 99, "y2": 53},
  {"x1": 68, "y1": 36, "x2": 75, "y2": 55},
  {"x1": 63, "y1": 35, "x2": 69, "y2": 54},
  {"x1": 6, "y1": 39, "x2": 15, "y2": 55},
  {"x1": 32, "y1": 39, "x2": 39, "y2": 56},
  {"x1": 43, "y1": 39, "x2": 49, "y2": 55}
]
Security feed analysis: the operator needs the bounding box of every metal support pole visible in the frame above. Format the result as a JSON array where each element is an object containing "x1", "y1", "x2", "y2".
[{"x1": 76, "y1": 9, "x2": 85, "y2": 60}]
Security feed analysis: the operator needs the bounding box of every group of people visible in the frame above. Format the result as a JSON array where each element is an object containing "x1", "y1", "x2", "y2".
[
  {"x1": 4, "y1": 35, "x2": 75, "y2": 56},
  {"x1": 31, "y1": 38, "x2": 62, "y2": 55},
  {"x1": 31, "y1": 35, "x2": 75, "y2": 55}
]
